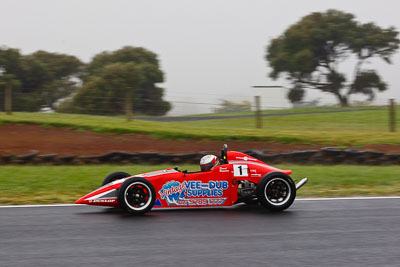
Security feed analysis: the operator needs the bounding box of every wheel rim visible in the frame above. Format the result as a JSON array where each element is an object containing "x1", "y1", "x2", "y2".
[
  {"x1": 124, "y1": 182, "x2": 152, "y2": 211},
  {"x1": 264, "y1": 178, "x2": 291, "y2": 206}
]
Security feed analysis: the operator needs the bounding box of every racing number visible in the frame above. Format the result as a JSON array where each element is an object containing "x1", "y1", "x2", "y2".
[{"x1": 233, "y1": 165, "x2": 248, "y2": 177}]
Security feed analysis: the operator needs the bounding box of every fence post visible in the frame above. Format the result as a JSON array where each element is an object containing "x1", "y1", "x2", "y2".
[
  {"x1": 255, "y1": 95, "x2": 262, "y2": 129},
  {"x1": 5, "y1": 84, "x2": 12, "y2": 115},
  {"x1": 389, "y1": 99, "x2": 396, "y2": 132},
  {"x1": 125, "y1": 89, "x2": 133, "y2": 121}
]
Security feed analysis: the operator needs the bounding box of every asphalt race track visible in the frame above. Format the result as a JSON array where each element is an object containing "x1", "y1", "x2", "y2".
[{"x1": 1, "y1": 198, "x2": 400, "y2": 267}]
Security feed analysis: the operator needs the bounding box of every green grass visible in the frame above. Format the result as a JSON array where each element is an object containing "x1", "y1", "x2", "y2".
[
  {"x1": 1, "y1": 164, "x2": 399, "y2": 204},
  {"x1": 186, "y1": 106, "x2": 379, "y2": 117},
  {"x1": 0, "y1": 106, "x2": 399, "y2": 145},
  {"x1": 0, "y1": 165, "x2": 176, "y2": 204},
  {"x1": 179, "y1": 107, "x2": 400, "y2": 145}
]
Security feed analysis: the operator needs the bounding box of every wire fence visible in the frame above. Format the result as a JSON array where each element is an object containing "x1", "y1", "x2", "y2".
[
  {"x1": 0, "y1": 91, "x2": 293, "y2": 114},
  {"x1": 0, "y1": 90, "x2": 398, "y2": 133}
]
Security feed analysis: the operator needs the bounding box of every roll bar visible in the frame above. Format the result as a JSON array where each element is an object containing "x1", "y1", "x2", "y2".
[{"x1": 220, "y1": 144, "x2": 228, "y2": 164}]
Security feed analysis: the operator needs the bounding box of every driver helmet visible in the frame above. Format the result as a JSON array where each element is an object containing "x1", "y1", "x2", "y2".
[{"x1": 200, "y1": 155, "x2": 219, "y2": 172}]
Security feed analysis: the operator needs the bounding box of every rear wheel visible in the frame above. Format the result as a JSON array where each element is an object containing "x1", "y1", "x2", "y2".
[
  {"x1": 102, "y1": 171, "x2": 131, "y2": 186},
  {"x1": 117, "y1": 177, "x2": 156, "y2": 215},
  {"x1": 256, "y1": 173, "x2": 296, "y2": 211}
]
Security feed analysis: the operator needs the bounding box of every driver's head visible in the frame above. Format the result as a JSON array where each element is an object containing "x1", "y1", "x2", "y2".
[{"x1": 200, "y1": 155, "x2": 219, "y2": 172}]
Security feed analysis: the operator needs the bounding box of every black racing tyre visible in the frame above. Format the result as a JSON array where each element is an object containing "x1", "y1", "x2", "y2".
[
  {"x1": 256, "y1": 172, "x2": 296, "y2": 211},
  {"x1": 117, "y1": 177, "x2": 156, "y2": 215},
  {"x1": 101, "y1": 171, "x2": 131, "y2": 186}
]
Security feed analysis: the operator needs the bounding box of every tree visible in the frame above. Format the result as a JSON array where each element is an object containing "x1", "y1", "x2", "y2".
[
  {"x1": 58, "y1": 46, "x2": 171, "y2": 116},
  {"x1": 28, "y1": 51, "x2": 83, "y2": 108},
  {"x1": 266, "y1": 10, "x2": 399, "y2": 106},
  {"x1": 58, "y1": 62, "x2": 144, "y2": 115},
  {"x1": 0, "y1": 74, "x2": 21, "y2": 113},
  {"x1": 0, "y1": 47, "x2": 42, "y2": 111},
  {"x1": 0, "y1": 47, "x2": 83, "y2": 111}
]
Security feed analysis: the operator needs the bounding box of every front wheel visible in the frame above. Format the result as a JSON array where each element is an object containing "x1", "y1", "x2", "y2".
[
  {"x1": 102, "y1": 171, "x2": 131, "y2": 186},
  {"x1": 256, "y1": 173, "x2": 296, "y2": 211},
  {"x1": 117, "y1": 177, "x2": 156, "y2": 215}
]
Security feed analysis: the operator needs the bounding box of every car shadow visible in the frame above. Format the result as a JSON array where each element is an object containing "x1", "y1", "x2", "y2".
[{"x1": 76, "y1": 203, "x2": 295, "y2": 218}]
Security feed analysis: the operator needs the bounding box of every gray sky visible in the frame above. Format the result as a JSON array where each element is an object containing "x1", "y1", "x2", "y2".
[{"x1": 1, "y1": 0, "x2": 399, "y2": 115}]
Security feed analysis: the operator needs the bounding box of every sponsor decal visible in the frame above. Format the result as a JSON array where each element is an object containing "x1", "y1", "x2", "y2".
[
  {"x1": 219, "y1": 167, "x2": 230, "y2": 173},
  {"x1": 158, "y1": 180, "x2": 228, "y2": 206},
  {"x1": 178, "y1": 198, "x2": 226, "y2": 206},
  {"x1": 88, "y1": 199, "x2": 116, "y2": 203},
  {"x1": 251, "y1": 173, "x2": 262, "y2": 177},
  {"x1": 231, "y1": 178, "x2": 238, "y2": 185},
  {"x1": 154, "y1": 199, "x2": 163, "y2": 207},
  {"x1": 236, "y1": 156, "x2": 257, "y2": 161}
]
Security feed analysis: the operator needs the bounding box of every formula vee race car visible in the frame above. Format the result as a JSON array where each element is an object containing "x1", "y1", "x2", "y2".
[{"x1": 75, "y1": 145, "x2": 308, "y2": 214}]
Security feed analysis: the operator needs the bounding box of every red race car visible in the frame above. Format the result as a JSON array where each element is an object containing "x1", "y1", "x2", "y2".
[{"x1": 75, "y1": 145, "x2": 308, "y2": 214}]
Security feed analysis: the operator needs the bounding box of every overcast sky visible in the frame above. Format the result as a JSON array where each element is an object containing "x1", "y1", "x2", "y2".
[{"x1": 1, "y1": 0, "x2": 399, "y2": 115}]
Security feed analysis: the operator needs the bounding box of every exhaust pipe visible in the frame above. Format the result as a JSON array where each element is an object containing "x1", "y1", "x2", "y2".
[{"x1": 296, "y1": 178, "x2": 308, "y2": 190}]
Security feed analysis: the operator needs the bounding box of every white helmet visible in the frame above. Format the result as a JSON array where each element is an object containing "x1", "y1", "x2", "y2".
[{"x1": 200, "y1": 155, "x2": 219, "y2": 172}]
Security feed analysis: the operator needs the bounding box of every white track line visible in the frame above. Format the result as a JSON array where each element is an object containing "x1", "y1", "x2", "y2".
[
  {"x1": 0, "y1": 196, "x2": 400, "y2": 208},
  {"x1": 0, "y1": 204, "x2": 82, "y2": 208}
]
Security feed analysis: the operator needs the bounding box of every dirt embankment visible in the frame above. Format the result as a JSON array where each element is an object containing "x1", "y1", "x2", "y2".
[{"x1": 1, "y1": 124, "x2": 400, "y2": 156}]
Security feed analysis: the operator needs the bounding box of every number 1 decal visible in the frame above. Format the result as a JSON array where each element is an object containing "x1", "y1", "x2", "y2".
[{"x1": 233, "y1": 165, "x2": 248, "y2": 177}]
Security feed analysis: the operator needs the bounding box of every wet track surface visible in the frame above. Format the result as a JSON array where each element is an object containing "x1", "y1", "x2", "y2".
[{"x1": 1, "y1": 198, "x2": 400, "y2": 266}]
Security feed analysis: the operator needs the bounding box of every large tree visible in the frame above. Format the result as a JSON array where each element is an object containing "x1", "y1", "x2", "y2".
[
  {"x1": 58, "y1": 62, "x2": 145, "y2": 115},
  {"x1": 0, "y1": 47, "x2": 83, "y2": 111},
  {"x1": 266, "y1": 10, "x2": 399, "y2": 106},
  {"x1": 28, "y1": 50, "x2": 83, "y2": 108},
  {"x1": 59, "y1": 46, "x2": 171, "y2": 116}
]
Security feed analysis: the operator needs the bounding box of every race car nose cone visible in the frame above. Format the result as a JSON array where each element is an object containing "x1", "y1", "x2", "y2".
[{"x1": 74, "y1": 197, "x2": 86, "y2": 204}]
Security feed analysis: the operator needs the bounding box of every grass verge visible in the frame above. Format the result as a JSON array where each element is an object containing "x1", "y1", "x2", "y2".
[
  {"x1": 1, "y1": 107, "x2": 399, "y2": 146},
  {"x1": 1, "y1": 164, "x2": 399, "y2": 205}
]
